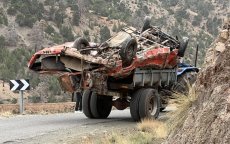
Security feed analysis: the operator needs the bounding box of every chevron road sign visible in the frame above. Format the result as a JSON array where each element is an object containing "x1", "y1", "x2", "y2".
[
  {"x1": 9, "y1": 79, "x2": 30, "y2": 114},
  {"x1": 10, "y1": 79, "x2": 30, "y2": 91}
]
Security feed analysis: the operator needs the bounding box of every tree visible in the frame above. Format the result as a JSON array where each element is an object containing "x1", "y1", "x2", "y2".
[
  {"x1": 100, "y1": 26, "x2": 111, "y2": 42},
  {"x1": 45, "y1": 25, "x2": 55, "y2": 35},
  {"x1": 16, "y1": 14, "x2": 36, "y2": 28},
  {"x1": 60, "y1": 26, "x2": 74, "y2": 42},
  {"x1": 72, "y1": 11, "x2": 80, "y2": 26},
  {"x1": 54, "y1": 10, "x2": 66, "y2": 28},
  {"x1": 192, "y1": 15, "x2": 202, "y2": 26},
  {"x1": 83, "y1": 30, "x2": 90, "y2": 41},
  {"x1": 7, "y1": 6, "x2": 17, "y2": 16},
  {"x1": 31, "y1": 22, "x2": 45, "y2": 49},
  {"x1": 0, "y1": 36, "x2": 6, "y2": 49},
  {"x1": 6, "y1": 24, "x2": 18, "y2": 46}
]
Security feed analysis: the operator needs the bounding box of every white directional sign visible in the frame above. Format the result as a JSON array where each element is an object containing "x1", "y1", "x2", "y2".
[{"x1": 10, "y1": 79, "x2": 30, "y2": 91}]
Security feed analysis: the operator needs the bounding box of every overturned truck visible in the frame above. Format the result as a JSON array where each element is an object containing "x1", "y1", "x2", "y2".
[{"x1": 28, "y1": 17, "x2": 190, "y2": 121}]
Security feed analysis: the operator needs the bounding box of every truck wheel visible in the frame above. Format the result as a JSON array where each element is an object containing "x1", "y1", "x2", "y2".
[
  {"x1": 98, "y1": 95, "x2": 112, "y2": 118},
  {"x1": 173, "y1": 71, "x2": 197, "y2": 95},
  {"x1": 130, "y1": 89, "x2": 144, "y2": 121},
  {"x1": 90, "y1": 93, "x2": 112, "y2": 119},
  {"x1": 178, "y1": 37, "x2": 189, "y2": 57},
  {"x1": 72, "y1": 37, "x2": 89, "y2": 54},
  {"x1": 141, "y1": 16, "x2": 151, "y2": 33},
  {"x1": 159, "y1": 90, "x2": 170, "y2": 112},
  {"x1": 82, "y1": 90, "x2": 94, "y2": 118},
  {"x1": 139, "y1": 89, "x2": 160, "y2": 120},
  {"x1": 119, "y1": 38, "x2": 137, "y2": 67}
]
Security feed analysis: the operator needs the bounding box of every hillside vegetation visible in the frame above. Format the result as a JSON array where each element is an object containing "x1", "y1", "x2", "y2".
[{"x1": 0, "y1": 0, "x2": 229, "y2": 102}]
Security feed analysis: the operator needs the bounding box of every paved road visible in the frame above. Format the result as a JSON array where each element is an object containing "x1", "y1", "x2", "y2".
[
  {"x1": 0, "y1": 107, "x2": 174, "y2": 144},
  {"x1": 0, "y1": 110, "x2": 135, "y2": 144}
]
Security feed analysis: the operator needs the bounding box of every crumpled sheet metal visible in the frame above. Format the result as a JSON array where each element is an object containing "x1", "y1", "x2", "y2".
[
  {"x1": 63, "y1": 47, "x2": 109, "y2": 65},
  {"x1": 107, "y1": 47, "x2": 178, "y2": 77},
  {"x1": 58, "y1": 74, "x2": 75, "y2": 93}
]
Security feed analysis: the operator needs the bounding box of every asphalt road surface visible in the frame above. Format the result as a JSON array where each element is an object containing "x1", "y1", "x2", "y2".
[
  {"x1": 0, "y1": 110, "x2": 136, "y2": 144},
  {"x1": 0, "y1": 107, "x2": 174, "y2": 144}
]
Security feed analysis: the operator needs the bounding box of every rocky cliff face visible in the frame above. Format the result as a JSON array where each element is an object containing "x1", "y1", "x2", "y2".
[{"x1": 166, "y1": 20, "x2": 230, "y2": 143}]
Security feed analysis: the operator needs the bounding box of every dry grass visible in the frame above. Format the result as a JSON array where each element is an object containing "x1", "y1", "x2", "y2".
[
  {"x1": 104, "y1": 132, "x2": 130, "y2": 144},
  {"x1": 137, "y1": 119, "x2": 168, "y2": 139},
  {"x1": 98, "y1": 120, "x2": 167, "y2": 144},
  {"x1": 167, "y1": 86, "x2": 197, "y2": 133},
  {"x1": 80, "y1": 136, "x2": 94, "y2": 144},
  {"x1": 101, "y1": 129, "x2": 165, "y2": 144},
  {"x1": 0, "y1": 111, "x2": 14, "y2": 118}
]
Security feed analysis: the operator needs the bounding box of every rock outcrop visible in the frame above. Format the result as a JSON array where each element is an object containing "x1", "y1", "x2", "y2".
[{"x1": 166, "y1": 20, "x2": 230, "y2": 144}]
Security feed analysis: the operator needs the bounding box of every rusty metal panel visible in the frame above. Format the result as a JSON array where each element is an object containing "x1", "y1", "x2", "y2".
[
  {"x1": 41, "y1": 56, "x2": 65, "y2": 71},
  {"x1": 60, "y1": 56, "x2": 95, "y2": 71},
  {"x1": 133, "y1": 69, "x2": 177, "y2": 87},
  {"x1": 58, "y1": 74, "x2": 75, "y2": 93}
]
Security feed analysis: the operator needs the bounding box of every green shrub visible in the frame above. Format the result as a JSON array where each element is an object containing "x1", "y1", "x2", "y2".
[
  {"x1": 48, "y1": 95, "x2": 57, "y2": 103},
  {"x1": 192, "y1": 15, "x2": 202, "y2": 26},
  {"x1": 0, "y1": 36, "x2": 6, "y2": 48},
  {"x1": 83, "y1": 30, "x2": 90, "y2": 41},
  {"x1": 7, "y1": 6, "x2": 17, "y2": 16},
  {"x1": 29, "y1": 96, "x2": 41, "y2": 103},
  {"x1": 100, "y1": 26, "x2": 111, "y2": 42},
  {"x1": 72, "y1": 11, "x2": 80, "y2": 26},
  {"x1": 11, "y1": 98, "x2": 17, "y2": 104},
  {"x1": 54, "y1": 10, "x2": 66, "y2": 28},
  {"x1": 44, "y1": 0, "x2": 55, "y2": 6},
  {"x1": 0, "y1": 10, "x2": 8, "y2": 26},
  {"x1": 16, "y1": 14, "x2": 36, "y2": 28},
  {"x1": 48, "y1": 77, "x2": 61, "y2": 95},
  {"x1": 45, "y1": 25, "x2": 55, "y2": 35},
  {"x1": 60, "y1": 26, "x2": 74, "y2": 42},
  {"x1": 161, "y1": 0, "x2": 179, "y2": 7},
  {"x1": 51, "y1": 33, "x2": 63, "y2": 44}
]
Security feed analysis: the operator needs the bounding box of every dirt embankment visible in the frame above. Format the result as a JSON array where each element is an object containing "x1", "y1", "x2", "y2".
[{"x1": 166, "y1": 20, "x2": 230, "y2": 143}]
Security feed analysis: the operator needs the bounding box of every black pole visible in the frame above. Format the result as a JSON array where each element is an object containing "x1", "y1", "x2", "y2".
[{"x1": 195, "y1": 44, "x2": 199, "y2": 67}]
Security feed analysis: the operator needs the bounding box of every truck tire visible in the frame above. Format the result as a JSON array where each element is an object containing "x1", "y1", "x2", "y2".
[
  {"x1": 130, "y1": 89, "x2": 144, "y2": 121},
  {"x1": 119, "y1": 38, "x2": 137, "y2": 67},
  {"x1": 138, "y1": 89, "x2": 160, "y2": 120},
  {"x1": 90, "y1": 92, "x2": 100, "y2": 118},
  {"x1": 178, "y1": 37, "x2": 189, "y2": 57},
  {"x1": 82, "y1": 90, "x2": 94, "y2": 118},
  {"x1": 173, "y1": 71, "x2": 197, "y2": 95},
  {"x1": 90, "y1": 93, "x2": 112, "y2": 119},
  {"x1": 72, "y1": 37, "x2": 89, "y2": 54},
  {"x1": 141, "y1": 16, "x2": 151, "y2": 33},
  {"x1": 159, "y1": 90, "x2": 171, "y2": 112},
  {"x1": 98, "y1": 95, "x2": 112, "y2": 118}
]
